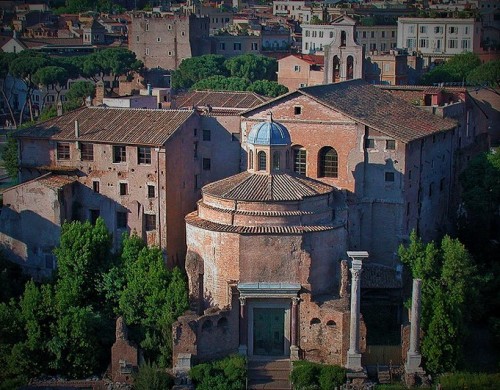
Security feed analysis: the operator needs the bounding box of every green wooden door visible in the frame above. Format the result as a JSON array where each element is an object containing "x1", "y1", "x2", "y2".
[{"x1": 253, "y1": 308, "x2": 285, "y2": 356}]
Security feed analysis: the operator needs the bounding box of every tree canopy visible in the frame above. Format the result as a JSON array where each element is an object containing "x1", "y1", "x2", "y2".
[
  {"x1": 399, "y1": 232, "x2": 481, "y2": 374},
  {"x1": 172, "y1": 53, "x2": 283, "y2": 95},
  {"x1": 466, "y1": 60, "x2": 500, "y2": 88},
  {"x1": 0, "y1": 219, "x2": 189, "y2": 386},
  {"x1": 420, "y1": 52, "x2": 482, "y2": 85}
]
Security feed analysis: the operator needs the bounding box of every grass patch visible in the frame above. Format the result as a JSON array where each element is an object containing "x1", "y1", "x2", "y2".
[{"x1": 438, "y1": 372, "x2": 500, "y2": 389}]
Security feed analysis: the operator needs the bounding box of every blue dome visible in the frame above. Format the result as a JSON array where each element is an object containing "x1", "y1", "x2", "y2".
[{"x1": 247, "y1": 116, "x2": 291, "y2": 146}]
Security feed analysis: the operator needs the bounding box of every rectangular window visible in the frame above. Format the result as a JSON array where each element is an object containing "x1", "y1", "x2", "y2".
[
  {"x1": 251, "y1": 42, "x2": 258, "y2": 50},
  {"x1": 386, "y1": 140, "x2": 396, "y2": 150},
  {"x1": 371, "y1": 31, "x2": 375, "y2": 38},
  {"x1": 294, "y1": 65, "x2": 301, "y2": 72},
  {"x1": 406, "y1": 38, "x2": 416, "y2": 49},
  {"x1": 294, "y1": 106, "x2": 302, "y2": 115},
  {"x1": 194, "y1": 174, "x2": 200, "y2": 189},
  {"x1": 148, "y1": 185, "x2": 155, "y2": 198},
  {"x1": 145, "y1": 214, "x2": 156, "y2": 231},
  {"x1": 392, "y1": 31, "x2": 395, "y2": 38},
  {"x1": 194, "y1": 141, "x2": 198, "y2": 158},
  {"x1": 382, "y1": 31, "x2": 386, "y2": 38},
  {"x1": 461, "y1": 39, "x2": 469, "y2": 49},
  {"x1": 202, "y1": 158, "x2": 211, "y2": 170},
  {"x1": 448, "y1": 39, "x2": 458, "y2": 49},
  {"x1": 419, "y1": 38, "x2": 428, "y2": 48},
  {"x1": 365, "y1": 138, "x2": 375, "y2": 149},
  {"x1": 362, "y1": 31, "x2": 367, "y2": 38},
  {"x1": 117, "y1": 211, "x2": 127, "y2": 229},
  {"x1": 419, "y1": 26, "x2": 427, "y2": 34},
  {"x1": 219, "y1": 42, "x2": 225, "y2": 50},
  {"x1": 138, "y1": 146, "x2": 152, "y2": 164},
  {"x1": 113, "y1": 145, "x2": 126, "y2": 163},
  {"x1": 234, "y1": 42, "x2": 242, "y2": 51},
  {"x1": 92, "y1": 180, "x2": 100, "y2": 193},
  {"x1": 145, "y1": 48, "x2": 150, "y2": 55},
  {"x1": 449, "y1": 26, "x2": 457, "y2": 34},
  {"x1": 203, "y1": 129, "x2": 211, "y2": 141},
  {"x1": 119, "y1": 182, "x2": 128, "y2": 196},
  {"x1": 434, "y1": 26, "x2": 443, "y2": 34},
  {"x1": 385, "y1": 172, "x2": 395, "y2": 182},
  {"x1": 90, "y1": 209, "x2": 100, "y2": 224},
  {"x1": 57, "y1": 142, "x2": 70, "y2": 160},
  {"x1": 80, "y1": 143, "x2": 94, "y2": 161}
]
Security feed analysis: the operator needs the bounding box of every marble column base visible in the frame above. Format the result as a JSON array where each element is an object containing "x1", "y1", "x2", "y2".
[
  {"x1": 238, "y1": 345, "x2": 248, "y2": 356},
  {"x1": 405, "y1": 352, "x2": 423, "y2": 373},
  {"x1": 290, "y1": 345, "x2": 300, "y2": 361},
  {"x1": 346, "y1": 351, "x2": 363, "y2": 371}
]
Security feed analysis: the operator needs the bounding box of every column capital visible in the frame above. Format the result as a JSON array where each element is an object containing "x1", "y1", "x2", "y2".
[
  {"x1": 291, "y1": 297, "x2": 301, "y2": 306},
  {"x1": 239, "y1": 297, "x2": 246, "y2": 306}
]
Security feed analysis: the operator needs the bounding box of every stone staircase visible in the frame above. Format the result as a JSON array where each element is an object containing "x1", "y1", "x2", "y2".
[
  {"x1": 247, "y1": 359, "x2": 292, "y2": 389},
  {"x1": 376, "y1": 365, "x2": 391, "y2": 384}
]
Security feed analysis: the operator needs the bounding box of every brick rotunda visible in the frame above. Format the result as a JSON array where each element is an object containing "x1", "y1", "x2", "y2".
[{"x1": 173, "y1": 113, "x2": 365, "y2": 368}]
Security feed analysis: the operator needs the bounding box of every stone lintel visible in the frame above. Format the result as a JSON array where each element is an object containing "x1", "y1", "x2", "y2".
[{"x1": 237, "y1": 282, "x2": 301, "y2": 298}]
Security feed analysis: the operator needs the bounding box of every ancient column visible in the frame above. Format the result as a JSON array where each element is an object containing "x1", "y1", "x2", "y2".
[
  {"x1": 346, "y1": 251, "x2": 368, "y2": 371},
  {"x1": 290, "y1": 297, "x2": 300, "y2": 360},
  {"x1": 238, "y1": 297, "x2": 248, "y2": 355},
  {"x1": 406, "y1": 279, "x2": 423, "y2": 373}
]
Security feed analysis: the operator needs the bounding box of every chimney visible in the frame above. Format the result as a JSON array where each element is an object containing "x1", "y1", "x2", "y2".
[
  {"x1": 57, "y1": 100, "x2": 63, "y2": 116},
  {"x1": 75, "y1": 120, "x2": 80, "y2": 138},
  {"x1": 147, "y1": 83, "x2": 152, "y2": 96},
  {"x1": 94, "y1": 81, "x2": 105, "y2": 105}
]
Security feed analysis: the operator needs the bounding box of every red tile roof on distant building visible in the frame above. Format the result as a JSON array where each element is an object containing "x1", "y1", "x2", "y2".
[
  {"x1": 15, "y1": 107, "x2": 196, "y2": 146},
  {"x1": 174, "y1": 91, "x2": 267, "y2": 111}
]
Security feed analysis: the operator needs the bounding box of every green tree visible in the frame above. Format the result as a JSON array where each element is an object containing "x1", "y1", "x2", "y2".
[
  {"x1": 467, "y1": 60, "x2": 500, "y2": 87},
  {"x1": 191, "y1": 75, "x2": 251, "y2": 92},
  {"x1": 33, "y1": 66, "x2": 69, "y2": 108},
  {"x1": 420, "y1": 52, "x2": 481, "y2": 85},
  {"x1": 54, "y1": 218, "x2": 112, "y2": 311},
  {"x1": 247, "y1": 80, "x2": 288, "y2": 97},
  {"x1": 458, "y1": 151, "x2": 500, "y2": 260},
  {"x1": 0, "y1": 51, "x2": 17, "y2": 126},
  {"x1": 172, "y1": 55, "x2": 229, "y2": 90},
  {"x1": 1, "y1": 132, "x2": 19, "y2": 179},
  {"x1": 224, "y1": 54, "x2": 277, "y2": 82},
  {"x1": 0, "y1": 252, "x2": 29, "y2": 302},
  {"x1": 9, "y1": 51, "x2": 51, "y2": 124},
  {"x1": 65, "y1": 80, "x2": 96, "y2": 107},
  {"x1": 399, "y1": 233, "x2": 480, "y2": 373}
]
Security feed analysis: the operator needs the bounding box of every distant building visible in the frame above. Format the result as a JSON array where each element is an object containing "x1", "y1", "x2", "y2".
[
  {"x1": 397, "y1": 17, "x2": 482, "y2": 66},
  {"x1": 128, "y1": 12, "x2": 212, "y2": 70},
  {"x1": 277, "y1": 54, "x2": 324, "y2": 90}
]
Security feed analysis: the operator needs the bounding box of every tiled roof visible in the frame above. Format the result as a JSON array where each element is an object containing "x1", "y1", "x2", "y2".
[
  {"x1": 174, "y1": 91, "x2": 267, "y2": 110},
  {"x1": 287, "y1": 54, "x2": 325, "y2": 66},
  {"x1": 38, "y1": 174, "x2": 77, "y2": 190},
  {"x1": 20, "y1": 37, "x2": 84, "y2": 47},
  {"x1": 16, "y1": 107, "x2": 195, "y2": 146},
  {"x1": 186, "y1": 212, "x2": 336, "y2": 234},
  {"x1": 203, "y1": 171, "x2": 333, "y2": 202},
  {"x1": 300, "y1": 80, "x2": 457, "y2": 143}
]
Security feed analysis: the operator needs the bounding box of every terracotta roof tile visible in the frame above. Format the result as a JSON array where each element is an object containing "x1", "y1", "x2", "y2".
[
  {"x1": 15, "y1": 107, "x2": 195, "y2": 146},
  {"x1": 38, "y1": 174, "x2": 77, "y2": 190},
  {"x1": 186, "y1": 212, "x2": 336, "y2": 234},
  {"x1": 300, "y1": 80, "x2": 457, "y2": 143},
  {"x1": 203, "y1": 171, "x2": 333, "y2": 202},
  {"x1": 174, "y1": 91, "x2": 267, "y2": 110}
]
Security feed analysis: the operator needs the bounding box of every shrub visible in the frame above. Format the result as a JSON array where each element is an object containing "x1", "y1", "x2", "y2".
[
  {"x1": 438, "y1": 372, "x2": 500, "y2": 389},
  {"x1": 133, "y1": 361, "x2": 173, "y2": 390},
  {"x1": 189, "y1": 355, "x2": 246, "y2": 390},
  {"x1": 291, "y1": 361, "x2": 346, "y2": 390}
]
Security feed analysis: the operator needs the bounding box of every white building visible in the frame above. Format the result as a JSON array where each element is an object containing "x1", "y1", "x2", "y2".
[{"x1": 397, "y1": 18, "x2": 482, "y2": 66}]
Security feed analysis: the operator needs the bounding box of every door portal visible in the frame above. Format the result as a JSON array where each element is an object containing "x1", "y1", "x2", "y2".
[{"x1": 253, "y1": 308, "x2": 285, "y2": 356}]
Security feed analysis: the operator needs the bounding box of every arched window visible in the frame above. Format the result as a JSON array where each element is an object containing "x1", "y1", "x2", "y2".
[
  {"x1": 341, "y1": 30, "x2": 346, "y2": 46},
  {"x1": 293, "y1": 146, "x2": 307, "y2": 175},
  {"x1": 333, "y1": 56, "x2": 340, "y2": 83},
  {"x1": 318, "y1": 147, "x2": 338, "y2": 178},
  {"x1": 273, "y1": 151, "x2": 280, "y2": 171},
  {"x1": 347, "y1": 56, "x2": 354, "y2": 80},
  {"x1": 249, "y1": 150, "x2": 254, "y2": 169},
  {"x1": 258, "y1": 151, "x2": 267, "y2": 171}
]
